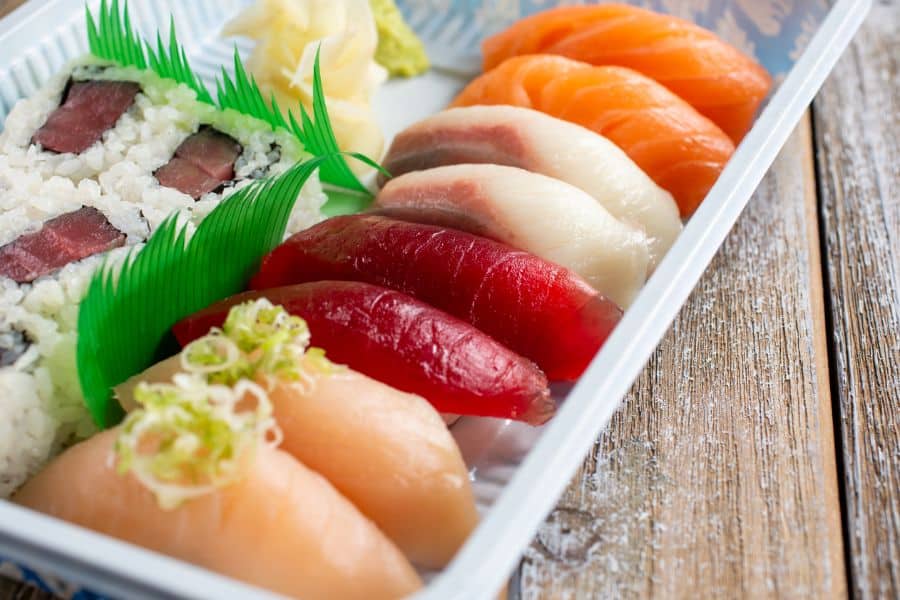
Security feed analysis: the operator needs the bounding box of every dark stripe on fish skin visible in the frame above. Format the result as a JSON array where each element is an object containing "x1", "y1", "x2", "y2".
[
  {"x1": 154, "y1": 126, "x2": 242, "y2": 200},
  {"x1": 379, "y1": 123, "x2": 531, "y2": 187},
  {"x1": 0, "y1": 207, "x2": 125, "y2": 284},
  {"x1": 32, "y1": 80, "x2": 141, "y2": 155}
]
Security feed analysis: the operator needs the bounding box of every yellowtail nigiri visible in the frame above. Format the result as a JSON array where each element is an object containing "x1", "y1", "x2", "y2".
[
  {"x1": 14, "y1": 431, "x2": 422, "y2": 600},
  {"x1": 119, "y1": 299, "x2": 479, "y2": 569}
]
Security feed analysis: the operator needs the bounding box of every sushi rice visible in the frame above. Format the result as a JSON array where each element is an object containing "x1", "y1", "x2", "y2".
[{"x1": 0, "y1": 57, "x2": 328, "y2": 497}]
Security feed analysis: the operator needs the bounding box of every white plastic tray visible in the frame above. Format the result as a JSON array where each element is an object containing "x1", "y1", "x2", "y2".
[{"x1": 0, "y1": 1, "x2": 870, "y2": 598}]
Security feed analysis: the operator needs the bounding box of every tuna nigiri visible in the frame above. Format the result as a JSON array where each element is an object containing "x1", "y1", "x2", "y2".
[
  {"x1": 481, "y1": 4, "x2": 772, "y2": 143},
  {"x1": 14, "y1": 432, "x2": 422, "y2": 600},
  {"x1": 124, "y1": 300, "x2": 479, "y2": 568},
  {"x1": 375, "y1": 164, "x2": 650, "y2": 305},
  {"x1": 451, "y1": 55, "x2": 736, "y2": 216},
  {"x1": 379, "y1": 105, "x2": 681, "y2": 267},
  {"x1": 251, "y1": 215, "x2": 622, "y2": 380},
  {"x1": 173, "y1": 282, "x2": 555, "y2": 424}
]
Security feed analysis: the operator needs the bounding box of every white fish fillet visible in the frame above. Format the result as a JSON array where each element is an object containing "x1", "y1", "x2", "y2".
[
  {"x1": 380, "y1": 105, "x2": 682, "y2": 269},
  {"x1": 376, "y1": 163, "x2": 651, "y2": 308}
]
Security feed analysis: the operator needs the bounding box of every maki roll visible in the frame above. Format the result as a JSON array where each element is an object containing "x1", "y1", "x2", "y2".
[{"x1": 0, "y1": 49, "x2": 330, "y2": 495}]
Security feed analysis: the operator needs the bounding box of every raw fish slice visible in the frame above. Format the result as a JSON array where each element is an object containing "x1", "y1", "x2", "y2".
[
  {"x1": 375, "y1": 164, "x2": 650, "y2": 306},
  {"x1": 379, "y1": 105, "x2": 681, "y2": 267},
  {"x1": 155, "y1": 127, "x2": 242, "y2": 199},
  {"x1": 481, "y1": 4, "x2": 772, "y2": 143},
  {"x1": 251, "y1": 215, "x2": 622, "y2": 380},
  {"x1": 14, "y1": 430, "x2": 422, "y2": 600},
  {"x1": 122, "y1": 356, "x2": 479, "y2": 569},
  {"x1": 32, "y1": 80, "x2": 140, "y2": 154},
  {"x1": 0, "y1": 207, "x2": 125, "y2": 283},
  {"x1": 451, "y1": 56, "x2": 735, "y2": 216},
  {"x1": 153, "y1": 157, "x2": 224, "y2": 199},
  {"x1": 174, "y1": 126, "x2": 242, "y2": 180},
  {"x1": 173, "y1": 281, "x2": 555, "y2": 424}
]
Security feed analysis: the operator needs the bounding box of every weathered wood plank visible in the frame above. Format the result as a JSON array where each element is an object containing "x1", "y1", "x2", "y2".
[
  {"x1": 517, "y1": 116, "x2": 846, "y2": 599},
  {"x1": 0, "y1": 581, "x2": 52, "y2": 600},
  {"x1": 813, "y1": 4, "x2": 900, "y2": 598}
]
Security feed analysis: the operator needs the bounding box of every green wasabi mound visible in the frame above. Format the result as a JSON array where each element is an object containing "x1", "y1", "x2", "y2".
[{"x1": 371, "y1": 0, "x2": 430, "y2": 77}]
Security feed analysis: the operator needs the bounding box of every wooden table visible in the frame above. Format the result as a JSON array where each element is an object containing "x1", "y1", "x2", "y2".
[{"x1": 1, "y1": 0, "x2": 897, "y2": 598}]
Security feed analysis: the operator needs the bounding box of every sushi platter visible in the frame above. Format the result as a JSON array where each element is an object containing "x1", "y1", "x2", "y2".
[{"x1": 0, "y1": 1, "x2": 870, "y2": 599}]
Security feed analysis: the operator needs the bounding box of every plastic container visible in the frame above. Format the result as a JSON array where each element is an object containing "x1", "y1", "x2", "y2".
[{"x1": 0, "y1": 1, "x2": 870, "y2": 598}]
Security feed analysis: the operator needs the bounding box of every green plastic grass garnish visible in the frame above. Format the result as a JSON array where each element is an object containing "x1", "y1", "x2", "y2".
[
  {"x1": 86, "y1": 0, "x2": 147, "y2": 70},
  {"x1": 77, "y1": 158, "x2": 324, "y2": 428},
  {"x1": 147, "y1": 19, "x2": 215, "y2": 105}
]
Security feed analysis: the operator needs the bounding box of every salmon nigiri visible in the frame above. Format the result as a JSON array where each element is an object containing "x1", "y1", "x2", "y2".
[
  {"x1": 16, "y1": 432, "x2": 421, "y2": 599},
  {"x1": 120, "y1": 300, "x2": 479, "y2": 569},
  {"x1": 451, "y1": 55, "x2": 735, "y2": 216},
  {"x1": 482, "y1": 4, "x2": 772, "y2": 143}
]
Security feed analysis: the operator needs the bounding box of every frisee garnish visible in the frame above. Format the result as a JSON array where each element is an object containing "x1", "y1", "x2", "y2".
[
  {"x1": 77, "y1": 158, "x2": 325, "y2": 428},
  {"x1": 86, "y1": 0, "x2": 377, "y2": 195},
  {"x1": 115, "y1": 373, "x2": 281, "y2": 510}
]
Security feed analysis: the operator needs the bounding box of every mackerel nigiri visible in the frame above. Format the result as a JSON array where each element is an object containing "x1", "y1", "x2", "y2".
[
  {"x1": 375, "y1": 164, "x2": 651, "y2": 306},
  {"x1": 451, "y1": 55, "x2": 736, "y2": 216},
  {"x1": 251, "y1": 215, "x2": 622, "y2": 380},
  {"x1": 482, "y1": 4, "x2": 772, "y2": 143},
  {"x1": 15, "y1": 431, "x2": 422, "y2": 600},
  {"x1": 379, "y1": 105, "x2": 681, "y2": 267},
  {"x1": 174, "y1": 282, "x2": 555, "y2": 424}
]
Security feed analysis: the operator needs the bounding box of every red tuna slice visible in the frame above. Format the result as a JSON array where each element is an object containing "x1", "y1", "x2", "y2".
[
  {"x1": 250, "y1": 215, "x2": 623, "y2": 381},
  {"x1": 32, "y1": 80, "x2": 140, "y2": 154},
  {"x1": 174, "y1": 126, "x2": 242, "y2": 181},
  {"x1": 154, "y1": 157, "x2": 225, "y2": 199},
  {"x1": 155, "y1": 127, "x2": 242, "y2": 199},
  {"x1": 0, "y1": 207, "x2": 125, "y2": 283},
  {"x1": 174, "y1": 281, "x2": 555, "y2": 424}
]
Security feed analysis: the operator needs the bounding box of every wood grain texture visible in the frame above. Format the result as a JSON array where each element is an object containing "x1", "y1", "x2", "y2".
[
  {"x1": 516, "y1": 117, "x2": 847, "y2": 599},
  {"x1": 813, "y1": 3, "x2": 900, "y2": 599},
  {"x1": 0, "y1": 581, "x2": 52, "y2": 600},
  {"x1": 0, "y1": 0, "x2": 24, "y2": 17}
]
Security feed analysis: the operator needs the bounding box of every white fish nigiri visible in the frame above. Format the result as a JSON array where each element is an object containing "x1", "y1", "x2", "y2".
[
  {"x1": 14, "y1": 430, "x2": 422, "y2": 600},
  {"x1": 380, "y1": 105, "x2": 682, "y2": 268},
  {"x1": 375, "y1": 163, "x2": 650, "y2": 308}
]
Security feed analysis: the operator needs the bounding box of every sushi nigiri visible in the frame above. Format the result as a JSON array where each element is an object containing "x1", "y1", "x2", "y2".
[
  {"x1": 123, "y1": 300, "x2": 479, "y2": 568},
  {"x1": 173, "y1": 282, "x2": 555, "y2": 424},
  {"x1": 14, "y1": 432, "x2": 422, "y2": 600},
  {"x1": 451, "y1": 55, "x2": 736, "y2": 216},
  {"x1": 379, "y1": 105, "x2": 681, "y2": 267},
  {"x1": 251, "y1": 215, "x2": 622, "y2": 380},
  {"x1": 375, "y1": 164, "x2": 651, "y2": 305},
  {"x1": 481, "y1": 4, "x2": 772, "y2": 143}
]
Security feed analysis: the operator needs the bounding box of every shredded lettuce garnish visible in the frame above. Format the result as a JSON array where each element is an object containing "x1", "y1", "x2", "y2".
[{"x1": 115, "y1": 373, "x2": 281, "y2": 510}]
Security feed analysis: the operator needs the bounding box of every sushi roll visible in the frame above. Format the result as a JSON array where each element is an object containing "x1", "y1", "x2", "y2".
[{"x1": 0, "y1": 57, "x2": 326, "y2": 497}]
